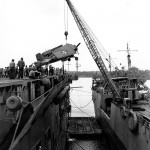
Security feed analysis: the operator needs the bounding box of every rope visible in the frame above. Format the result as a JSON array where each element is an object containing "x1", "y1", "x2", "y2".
[
  {"x1": 71, "y1": 99, "x2": 92, "y2": 108},
  {"x1": 71, "y1": 4, "x2": 118, "y2": 71},
  {"x1": 67, "y1": 4, "x2": 68, "y2": 32},
  {"x1": 64, "y1": 0, "x2": 67, "y2": 31},
  {"x1": 70, "y1": 88, "x2": 93, "y2": 108},
  {"x1": 64, "y1": 0, "x2": 68, "y2": 43},
  {"x1": 70, "y1": 99, "x2": 94, "y2": 117},
  {"x1": 83, "y1": 15, "x2": 118, "y2": 70},
  {"x1": 71, "y1": 88, "x2": 92, "y2": 94}
]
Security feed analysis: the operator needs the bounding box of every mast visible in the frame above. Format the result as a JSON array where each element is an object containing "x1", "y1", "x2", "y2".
[
  {"x1": 75, "y1": 57, "x2": 79, "y2": 73},
  {"x1": 127, "y1": 43, "x2": 131, "y2": 70},
  {"x1": 118, "y1": 43, "x2": 138, "y2": 87},
  {"x1": 118, "y1": 43, "x2": 138, "y2": 71}
]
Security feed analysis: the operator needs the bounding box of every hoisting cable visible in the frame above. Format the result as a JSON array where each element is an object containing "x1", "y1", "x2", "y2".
[{"x1": 64, "y1": 0, "x2": 68, "y2": 43}]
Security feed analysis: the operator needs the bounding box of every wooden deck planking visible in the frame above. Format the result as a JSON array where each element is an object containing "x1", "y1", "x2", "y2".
[{"x1": 68, "y1": 117, "x2": 102, "y2": 138}]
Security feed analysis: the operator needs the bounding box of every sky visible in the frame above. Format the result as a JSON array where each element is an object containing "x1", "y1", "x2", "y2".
[{"x1": 0, "y1": 0, "x2": 150, "y2": 71}]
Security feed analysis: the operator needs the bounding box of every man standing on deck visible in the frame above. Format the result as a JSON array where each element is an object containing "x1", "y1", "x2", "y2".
[
  {"x1": 9, "y1": 59, "x2": 15, "y2": 79},
  {"x1": 17, "y1": 58, "x2": 25, "y2": 79}
]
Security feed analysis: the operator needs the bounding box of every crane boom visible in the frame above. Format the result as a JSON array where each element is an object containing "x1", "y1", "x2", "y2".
[{"x1": 66, "y1": 0, "x2": 120, "y2": 98}]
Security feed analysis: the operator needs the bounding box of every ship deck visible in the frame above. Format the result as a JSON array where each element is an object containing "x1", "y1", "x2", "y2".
[
  {"x1": 68, "y1": 117, "x2": 102, "y2": 138},
  {"x1": 0, "y1": 78, "x2": 23, "y2": 86},
  {"x1": 0, "y1": 78, "x2": 40, "y2": 87},
  {"x1": 132, "y1": 101, "x2": 150, "y2": 121}
]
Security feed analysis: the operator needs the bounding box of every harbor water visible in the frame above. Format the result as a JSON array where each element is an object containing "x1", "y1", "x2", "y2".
[{"x1": 67, "y1": 77, "x2": 109, "y2": 150}]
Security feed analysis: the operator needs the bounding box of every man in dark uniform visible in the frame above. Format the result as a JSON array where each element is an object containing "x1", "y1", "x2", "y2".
[
  {"x1": 9, "y1": 59, "x2": 15, "y2": 79},
  {"x1": 49, "y1": 65, "x2": 54, "y2": 76},
  {"x1": 17, "y1": 58, "x2": 25, "y2": 79},
  {"x1": 24, "y1": 65, "x2": 29, "y2": 77}
]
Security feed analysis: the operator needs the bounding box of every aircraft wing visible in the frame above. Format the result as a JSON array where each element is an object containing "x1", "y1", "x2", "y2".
[
  {"x1": 35, "y1": 43, "x2": 79, "y2": 65},
  {"x1": 52, "y1": 44, "x2": 77, "y2": 59}
]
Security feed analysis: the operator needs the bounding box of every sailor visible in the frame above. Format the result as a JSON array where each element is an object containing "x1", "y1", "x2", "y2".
[
  {"x1": 17, "y1": 58, "x2": 25, "y2": 79},
  {"x1": 29, "y1": 67, "x2": 41, "y2": 79},
  {"x1": 9, "y1": 59, "x2": 15, "y2": 79},
  {"x1": 35, "y1": 61, "x2": 42, "y2": 73},
  {"x1": 0, "y1": 68, "x2": 3, "y2": 78},
  {"x1": 45, "y1": 65, "x2": 48, "y2": 75},
  {"x1": 49, "y1": 65, "x2": 54, "y2": 76},
  {"x1": 4, "y1": 67, "x2": 7, "y2": 78},
  {"x1": 15, "y1": 66, "x2": 18, "y2": 78},
  {"x1": 29, "y1": 68, "x2": 36, "y2": 79},
  {"x1": 24, "y1": 65, "x2": 29, "y2": 77}
]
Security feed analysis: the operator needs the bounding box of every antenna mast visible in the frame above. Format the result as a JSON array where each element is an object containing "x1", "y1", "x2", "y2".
[
  {"x1": 118, "y1": 43, "x2": 138, "y2": 87},
  {"x1": 118, "y1": 43, "x2": 138, "y2": 71}
]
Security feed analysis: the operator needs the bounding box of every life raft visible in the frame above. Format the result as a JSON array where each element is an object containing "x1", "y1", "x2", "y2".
[
  {"x1": 41, "y1": 77, "x2": 51, "y2": 91},
  {"x1": 6, "y1": 96, "x2": 23, "y2": 111},
  {"x1": 128, "y1": 110, "x2": 138, "y2": 133}
]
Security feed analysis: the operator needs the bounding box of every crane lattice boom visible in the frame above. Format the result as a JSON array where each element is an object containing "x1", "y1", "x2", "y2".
[{"x1": 66, "y1": 0, "x2": 120, "y2": 98}]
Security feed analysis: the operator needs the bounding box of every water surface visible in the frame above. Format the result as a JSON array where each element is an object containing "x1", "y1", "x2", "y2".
[
  {"x1": 70, "y1": 77, "x2": 94, "y2": 117},
  {"x1": 67, "y1": 77, "x2": 109, "y2": 150}
]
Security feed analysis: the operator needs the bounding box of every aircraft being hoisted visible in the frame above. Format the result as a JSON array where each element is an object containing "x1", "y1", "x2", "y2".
[{"x1": 36, "y1": 43, "x2": 80, "y2": 66}]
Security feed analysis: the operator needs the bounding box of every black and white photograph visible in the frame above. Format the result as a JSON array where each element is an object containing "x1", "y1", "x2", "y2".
[{"x1": 0, "y1": 0, "x2": 150, "y2": 149}]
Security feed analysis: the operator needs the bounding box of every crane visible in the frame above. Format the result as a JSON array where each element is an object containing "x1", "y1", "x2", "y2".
[{"x1": 66, "y1": 0, "x2": 120, "y2": 99}]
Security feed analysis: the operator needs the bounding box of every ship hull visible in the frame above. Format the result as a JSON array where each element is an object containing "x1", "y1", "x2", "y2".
[
  {"x1": 92, "y1": 90, "x2": 150, "y2": 150},
  {"x1": 94, "y1": 102, "x2": 126, "y2": 150},
  {"x1": 10, "y1": 101, "x2": 69, "y2": 150},
  {"x1": 0, "y1": 76, "x2": 71, "y2": 150}
]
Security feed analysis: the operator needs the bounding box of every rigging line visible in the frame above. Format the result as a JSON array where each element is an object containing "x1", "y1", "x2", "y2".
[
  {"x1": 108, "y1": 55, "x2": 118, "y2": 69},
  {"x1": 64, "y1": 0, "x2": 68, "y2": 32},
  {"x1": 64, "y1": 0, "x2": 66, "y2": 31},
  {"x1": 71, "y1": 99, "x2": 92, "y2": 108},
  {"x1": 75, "y1": 8, "x2": 109, "y2": 58},
  {"x1": 71, "y1": 104, "x2": 93, "y2": 117},
  {"x1": 67, "y1": 3, "x2": 68, "y2": 32},
  {"x1": 70, "y1": 94, "x2": 92, "y2": 96},
  {"x1": 70, "y1": 99, "x2": 93, "y2": 117},
  {"x1": 75, "y1": 6, "x2": 119, "y2": 70},
  {"x1": 71, "y1": 89, "x2": 92, "y2": 94},
  {"x1": 68, "y1": 2, "x2": 117, "y2": 70},
  {"x1": 70, "y1": 1, "x2": 119, "y2": 71}
]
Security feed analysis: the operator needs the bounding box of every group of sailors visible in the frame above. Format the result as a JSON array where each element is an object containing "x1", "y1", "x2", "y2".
[
  {"x1": 0, "y1": 58, "x2": 25, "y2": 79},
  {"x1": 9, "y1": 58, "x2": 25, "y2": 79},
  {"x1": 0, "y1": 58, "x2": 65, "y2": 79}
]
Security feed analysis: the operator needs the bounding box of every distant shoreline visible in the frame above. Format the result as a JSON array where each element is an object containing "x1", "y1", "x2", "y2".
[{"x1": 68, "y1": 69, "x2": 150, "y2": 81}]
